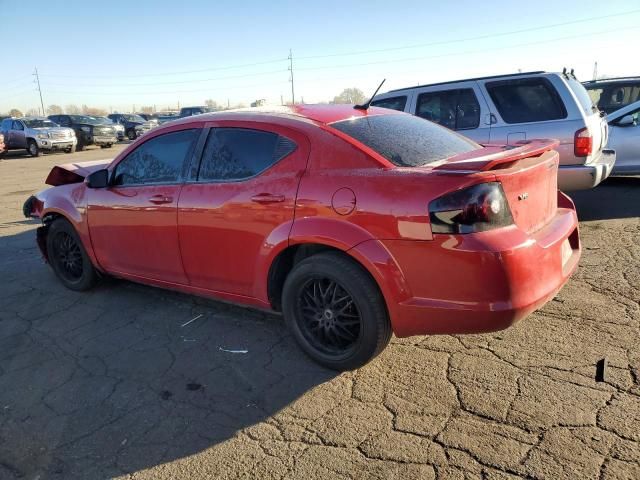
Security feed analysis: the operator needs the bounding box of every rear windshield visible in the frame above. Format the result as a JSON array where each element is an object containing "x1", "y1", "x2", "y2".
[
  {"x1": 566, "y1": 78, "x2": 596, "y2": 115},
  {"x1": 331, "y1": 114, "x2": 479, "y2": 167}
]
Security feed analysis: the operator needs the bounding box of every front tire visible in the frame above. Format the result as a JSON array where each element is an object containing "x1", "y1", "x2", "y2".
[
  {"x1": 27, "y1": 140, "x2": 42, "y2": 157},
  {"x1": 66, "y1": 145, "x2": 76, "y2": 154},
  {"x1": 46, "y1": 218, "x2": 97, "y2": 291},
  {"x1": 127, "y1": 129, "x2": 137, "y2": 141},
  {"x1": 282, "y1": 252, "x2": 392, "y2": 371}
]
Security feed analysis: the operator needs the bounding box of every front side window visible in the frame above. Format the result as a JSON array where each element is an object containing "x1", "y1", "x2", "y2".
[
  {"x1": 12, "y1": 121, "x2": 24, "y2": 131},
  {"x1": 331, "y1": 114, "x2": 479, "y2": 168},
  {"x1": 416, "y1": 89, "x2": 480, "y2": 130},
  {"x1": 486, "y1": 77, "x2": 567, "y2": 124},
  {"x1": 113, "y1": 129, "x2": 199, "y2": 186},
  {"x1": 198, "y1": 128, "x2": 297, "y2": 182},
  {"x1": 371, "y1": 96, "x2": 407, "y2": 112}
]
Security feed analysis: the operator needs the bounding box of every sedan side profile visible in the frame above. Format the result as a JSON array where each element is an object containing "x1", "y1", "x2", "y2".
[{"x1": 24, "y1": 105, "x2": 581, "y2": 370}]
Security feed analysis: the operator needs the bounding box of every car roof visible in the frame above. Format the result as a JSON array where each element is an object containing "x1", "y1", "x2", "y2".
[
  {"x1": 583, "y1": 76, "x2": 640, "y2": 85},
  {"x1": 169, "y1": 104, "x2": 401, "y2": 126},
  {"x1": 383, "y1": 71, "x2": 548, "y2": 94}
]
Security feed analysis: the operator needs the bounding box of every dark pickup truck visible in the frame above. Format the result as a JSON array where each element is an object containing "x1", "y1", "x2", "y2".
[{"x1": 48, "y1": 115, "x2": 117, "y2": 151}]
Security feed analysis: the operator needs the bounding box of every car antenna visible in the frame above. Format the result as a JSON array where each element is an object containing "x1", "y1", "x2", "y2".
[{"x1": 354, "y1": 79, "x2": 386, "y2": 110}]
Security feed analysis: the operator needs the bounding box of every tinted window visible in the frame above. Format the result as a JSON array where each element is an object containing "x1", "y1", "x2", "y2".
[
  {"x1": 113, "y1": 129, "x2": 198, "y2": 186},
  {"x1": 486, "y1": 78, "x2": 566, "y2": 123},
  {"x1": 566, "y1": 78, "x2": 596, "y2": 115},
  {"x1": 371, "y1": 96, "x2": 407, "y2": 112},
  {"x1": 331, "y1": 114, "x2": 479, "y2": 168},
  {"x1": 416, "y1": 89, "x2": 480, "y2": 130},
  {"x1": 198, "y1": 128, "x2": 297, "y2": 181},
  {"x1": 12, "y1": 121, "x2": 24, "y2": 130}
]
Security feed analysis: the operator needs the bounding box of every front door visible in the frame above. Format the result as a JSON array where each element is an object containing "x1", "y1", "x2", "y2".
[
  {"x1": 178, "y1": 123, "x2": 309, "y2": 297},
  {"x1": 88, "y1": 128, "x2": 200, "y2": 284}
]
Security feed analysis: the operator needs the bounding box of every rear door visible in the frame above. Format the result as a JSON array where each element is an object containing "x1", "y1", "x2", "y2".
[
  {"x1": 9, "y1": 120, "x2": 27, "y2": 149},
  {"x1": 178, "y1": 122, "x2": 309, "y2": 297},
  {"x1": 88, "y1": 128, "x2": 200, "y2": 283},
  {"x1": 411, "y1": 82, "x2": 491, "y2": 143},
  {"x1": 480, "y1": 75, "x2": 584, "y2": 165}
]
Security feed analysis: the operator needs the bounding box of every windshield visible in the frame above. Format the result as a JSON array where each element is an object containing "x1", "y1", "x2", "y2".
[
  {"x1": 331, "y1": 114, "x2": 479, "y2": 167},
  {"x1": 567, "y1": 78, "x2": 596, "y2": 115},
  {"x1": 71, "y1": 115, "x2": 102, "y2": 125},
  {"x1": 95, "y1": 117, "x2": 114, "y2": 124},
  {"x1": 123, "y1": 114, "x2": 146, "y2": 123},
  {"x1": 23, "y1": 119, "x2": 58, "y2": 128}
]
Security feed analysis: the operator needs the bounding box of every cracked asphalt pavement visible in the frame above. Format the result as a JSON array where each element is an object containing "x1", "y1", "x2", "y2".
[{"x1": 0, "y1": 146, "x2": 639, "y2": 479}]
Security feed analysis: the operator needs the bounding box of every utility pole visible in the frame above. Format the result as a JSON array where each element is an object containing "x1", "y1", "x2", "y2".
[
  {"x1": 592, "y1": 61, "x2": 598, "y2": 81},
  {"x1": 33, "y1": 67, "x2": 45, "y2": 116},
  {"x1": 288, "y1": 49, "x2": 295, "y2": 105}
]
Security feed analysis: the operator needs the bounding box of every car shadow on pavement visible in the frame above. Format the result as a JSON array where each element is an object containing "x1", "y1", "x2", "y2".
[
  {"x1": 0, "y1": 229, "x2": 337, "y2": 479},
  {"x1": 568, "y1": 176, "x2": 640, "y2": 221}
]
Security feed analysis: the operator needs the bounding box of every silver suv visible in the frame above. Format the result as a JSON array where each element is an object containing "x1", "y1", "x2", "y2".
[
  {"x1": 0, "y1": 117, "x2": 77, "y2": 157},
  {"x1": 372, "y1": 71, "x2": 615, "y2": 191}
]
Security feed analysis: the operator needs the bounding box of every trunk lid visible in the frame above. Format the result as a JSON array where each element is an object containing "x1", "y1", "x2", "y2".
[{"x1": 436, "y1": 140, "x2": 560, "y2": 233}]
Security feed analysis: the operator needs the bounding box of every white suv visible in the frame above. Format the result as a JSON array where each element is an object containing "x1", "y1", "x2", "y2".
[{"x1": 372, "y1": 71, "x2": 615, "y2": 190}]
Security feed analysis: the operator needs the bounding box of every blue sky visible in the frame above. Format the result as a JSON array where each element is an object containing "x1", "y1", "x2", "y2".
[{"x1": 1, "y1": 0, "x2": 639, "y2": 113}]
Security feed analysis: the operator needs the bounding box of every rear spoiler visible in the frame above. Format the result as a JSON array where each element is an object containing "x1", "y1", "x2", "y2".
[{"x1": 433, "y1": 139, "x2": 559, "y2": 172}]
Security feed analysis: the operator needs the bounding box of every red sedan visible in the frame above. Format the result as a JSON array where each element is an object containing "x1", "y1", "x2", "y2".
[{"x1": 24, "y1": 105, "x2": 580, "y2": 370}]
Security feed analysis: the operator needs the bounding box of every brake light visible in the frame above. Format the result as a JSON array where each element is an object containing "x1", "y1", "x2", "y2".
[
  {"x1": 429, "y1": 182, "x2": 514, "y2": 234},
  {"x1": 574, "y1": 127, "x2": 592, "y2": 157}
]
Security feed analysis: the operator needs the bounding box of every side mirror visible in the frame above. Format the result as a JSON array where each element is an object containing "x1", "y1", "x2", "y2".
[
  {"x1": 616, "y1": 114, "x2": 636, "y2": 127},
  {"x1": 87, "y1": 169, "x2": 109, "y2": 188}
]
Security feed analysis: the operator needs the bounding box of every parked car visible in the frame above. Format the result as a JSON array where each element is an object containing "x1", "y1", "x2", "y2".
[
  {"x1": 23, "y1": 105, "x2": 580, "y2": 370},
  {"x1": 136, "y1": 113, "x2": 160, "y2": 127},
  {"x1": 95, "y1": 116, "x2": 125, "y2": 141},
  {"x1": 372, "y1": 71, "x2": 615, "y2": 191},
  {"x1": 583, "y1": 77, "x2": 640, "y2": 115},
  {"x1": 0, "y1": 117, "x2": 77, "y2": 156},
  {"x1": 107, "y1": 113, "x2": 154, "y2": 140},
  {"x1": 606, "y1": 100, "x2": 640, "y2": 176},
  {"x1": 179, "y1": 106, "x2": 212, "y2": 117},
  {"x1": 48, "y1": 115, "x2": 117, "y2": 151}
]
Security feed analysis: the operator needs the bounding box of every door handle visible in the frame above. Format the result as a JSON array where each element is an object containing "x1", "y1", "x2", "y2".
[
  {"x1": 148, "y1": 194, "x2": 173, "y2": 204},
  {"x1": 251, "y1": 193, "x2": 285, "y2": 204}
]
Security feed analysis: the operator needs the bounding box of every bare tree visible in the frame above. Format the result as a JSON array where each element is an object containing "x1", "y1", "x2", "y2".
[
  {"x1": 47, "y1": 104, "x2": 63, "y2": 115},
  {"x1": 205, "y1": 99, "x2": 220, "y2": 110},
  {"x1": 8, "y1": 108, "x2": 23, "y2": 117},
  {"x1": 65, "y1": 104, "x2": 81, "y2": 114},
  {"x1": 139, "y1": 106, "x2": 154, "y2": 114},
  {"x1": 81, "y1": 105, "x2": 107, "y2": 116},
  {"x1": 25, "y1": 108, "x2": 40, "y2": 117},
  {"x1": 331, "y1": 88, "x2": 366, "y2": 105}
]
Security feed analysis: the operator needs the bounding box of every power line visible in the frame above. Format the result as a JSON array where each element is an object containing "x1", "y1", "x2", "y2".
[
  {"x1": 40, "y1": 68, "x2": 288, "y2": 88},
  {"x1": 295, "y1": 26, "x2": 638, "y2": 72},
  {"x1": 296, "y1": 8, "x2": 640, "y2": 61},
  {"x1": 33, "y1": 67, "x2": 45, "y2": 116},
  {"x1": 38, "y1": 57, "x2": 289, "y2": 79}
]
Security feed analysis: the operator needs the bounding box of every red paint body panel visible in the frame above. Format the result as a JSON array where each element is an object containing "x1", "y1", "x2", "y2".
[{"x1": 30, "y1": 105, "x2": 581, "y2": 339}]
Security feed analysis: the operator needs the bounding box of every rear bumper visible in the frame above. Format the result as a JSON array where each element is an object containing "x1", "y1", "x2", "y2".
[
  {"x1": 376, "y1": 192, "x2": 581, "y2": 337},
  {"x1": 558, "y1": 149, "x2": 616, "y2": 190}
]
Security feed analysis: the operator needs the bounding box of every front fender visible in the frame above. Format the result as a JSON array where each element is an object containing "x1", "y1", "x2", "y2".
[{"x1": 36, "y1": 184, "x2": 101, "y2": 270}]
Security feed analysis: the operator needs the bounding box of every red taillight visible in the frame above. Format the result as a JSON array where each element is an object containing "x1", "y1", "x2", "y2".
[
  {"x1": 429, "y1": 182, "x2": 514, "y2": 234},
  {"x1": 574, "y1": 127, "x2": 592, "y2": 157}
]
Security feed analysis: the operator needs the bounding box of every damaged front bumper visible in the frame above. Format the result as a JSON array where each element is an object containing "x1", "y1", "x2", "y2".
[{"x1": 23, "y1": 195, "x2": 49, "y2": 261}]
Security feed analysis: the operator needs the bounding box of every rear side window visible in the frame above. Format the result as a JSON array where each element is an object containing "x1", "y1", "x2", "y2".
[
  {"x1": 331, "y1": 114, "x2": 479, "y2": 168},
  {"x1": 486, "y1": 78, "x2": 567, "y2": 124},
  {"x1": 371, "y1": 96, "x2": 407, "y2": 112},
  {"x1": 416, "y1": 88, "x2": 480, "y2": 130},
  {"x1": 566, "y1": 78, "x2": 596, "y2": 115},
  {"x1": 113, "y1": 129, "x2": 199, "y2": 186},
  {"x1": 198, "y1": 128, "x2": 297, "y2": 181}
]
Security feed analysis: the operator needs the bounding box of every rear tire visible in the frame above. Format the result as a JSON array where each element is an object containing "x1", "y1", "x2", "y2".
[
  {"x1": 76, "y1": 142, "x2": 85, "y2": 151},
  {"x1": 282, "y1": 252, "x2": 392, "y2": 371},
  {"x1": 27, "y1": 140, "x2": 42, "y2": 157},
  {"x1": 46, "y1": 218, "x2": 97, "y2": 291}
]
